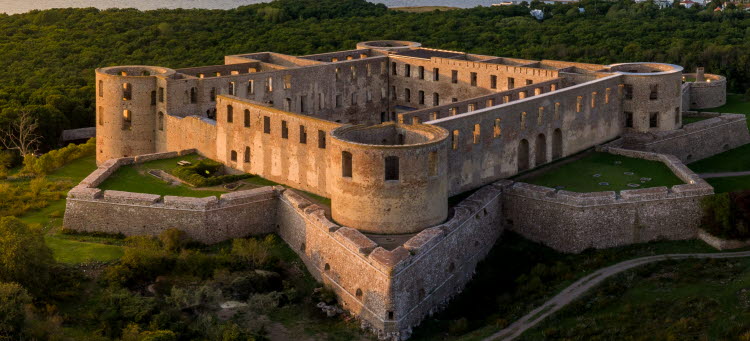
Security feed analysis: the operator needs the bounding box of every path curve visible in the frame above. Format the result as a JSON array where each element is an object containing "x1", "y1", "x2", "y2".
[{"x1": 484, "y1": 250, "x2": 750, "y2": 341}]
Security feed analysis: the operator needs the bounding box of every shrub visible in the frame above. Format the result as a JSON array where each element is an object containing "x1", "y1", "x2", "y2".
[
  {"x1": 103, "y1": 238, "x2": 175, "y2": 286},
  {"x1": 158, "y1": 229, "x2": 190, "y2": 252},
  {"x1": 0, "y1": 217, "x2": 55, "y2": 296},
  {"x1": 21, "y1": 138, "x2": 95, "y2": 176},
  {"x1": 700, "y1": 192, "x2": 750, "y2": 240},
  {"x1": 171, "y1": 159, "x2": 251, "y2": 187},
  {"x1": 231, "y1": 238, "x2": 270, "y2": 268},
  {"x1": 0, "y1": 282, "x2": 31, "y2": 339}
]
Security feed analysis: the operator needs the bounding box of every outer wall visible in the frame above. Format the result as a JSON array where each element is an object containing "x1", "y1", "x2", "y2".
[{"x1": 328, "y1": 130, "x2": 450, "y2": 234}]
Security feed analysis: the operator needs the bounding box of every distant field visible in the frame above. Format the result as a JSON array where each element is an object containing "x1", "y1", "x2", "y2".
[{"x1": 391, "y1": 6, "x2": 459, "y2": 12}]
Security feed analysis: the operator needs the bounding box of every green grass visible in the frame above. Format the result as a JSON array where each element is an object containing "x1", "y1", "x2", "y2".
[
  {"x1": 705, "y1": 175, "x2": 750, "y2": 194},
  {"x1": 523, "y1": 152, "x2": 683, "y2": 192},
  {"x1": 682, "y1": 116, "x2": 711, "y2": 124},
  {"x1": 410, "y1": 233, "x2": 718, "y2": 341},
  {"x1": 689, "y1": 143, "x2": 750, "y2": 174},
  {"x1": 45, "y1": 235, "x2": 124, "y2": 264},
  {"x1": 47, "y1": 155, "x2": 98, "y2": 181},
  {"x1": 519, "y1": 257, "x2": 750, "y2": 340},
  {"x1": 98, "y1": 154, "x2": 227, "y2": 198},
  {"x1": 699, "y1": 93, "x2": 750, "y2": 129}
]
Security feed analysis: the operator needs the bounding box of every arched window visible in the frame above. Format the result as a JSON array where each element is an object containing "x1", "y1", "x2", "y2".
[
  {"x1": 158, "y1": 112, "x2": 164, "y2": 131},
  {"x1": 122, "y1": 110, "x2": 132, "y2": 130},
  {"x1": 226, "y1": 105, "x2": 233, "y2": 123},
  {"x1": 244, "y1": 109, "x2": 250, "y2": 127},
  {"x1": 190, "y1": 87, "x2": 197, "y2": 103},
  {"x1": 385, "y1": 156, "x2": 399, "y2": 181},
  {"x1": 342, "y1": 151, "x2": 352, "y2": 178},
  {"x1": 230, "y1": 150, "x2": 237, "y2": 162},
  {"x1": 244, "y1": 147, "x2": 250, "y2": 163},
  {"x1": 122, "y1": 83, "x2": 132, "y2": 101}
]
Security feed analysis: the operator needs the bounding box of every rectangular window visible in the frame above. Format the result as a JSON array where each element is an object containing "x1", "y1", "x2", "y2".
[
  {"x1": 158, "y1": 87, "x2": 165, "y2": 103},
  {"x1": 283, "y1": 75, "x2": 292, "y2": 89},
  {"x1": 122, "y1": 110, "x2": 132, "y2": 130},
  {"x1": 351, "y1": 65, "x2": 357, "y2": 79},
  {"x1": 433, "y1": 68, "x2": 440, "y2": 81},
  {"x1": 227, "y1": 105, "x2": 233, "y2": 123},
  {"x1": 649, "y1": 112, "x2": 659, "y2": 128},
  {"x1": 351, "y1": 92, "x2": 357, "y2": 105},
  {"x1": 508, "y1": 77, "x2": 515, "y2": 89},
  {"x1": 452, "y1": 130, "x2": 459, "y2": 150},
  {"x1": 392, "y1": 62, "x2": 397, "y2": 76},
  {"x1": 266, "y1": 77, "x2": 273, "y2": 92},
  {"x1": 591, "y1": 92, "x2": 597, "y2": 108},
  {"x1": 342, "y1": 151, "x2": 352, "y2": 178},
  {"x1": 470, "y1": 72, "x2": 477, "y2": 86},
  {"x1": 299, "y1": 125, "x2": 307, "y2": 144},
  {"x1": 99, "y1": 80, "x2": 103, "y2": 97},
  {"x1": 418, "y1": 66, "x2": 425, "y2": 80},
  {"x1": 263, "y1": 116, "x2": 271, "y2": 134},
  {"x1": 605, "y1": 88, "x2": 611, "y2": 104},
  {"x1": 229, "y1": 82, "x2": 236, "y2": 96},
  {"x1": 520, "y1": 112, "x2": 527, "y2": 129},
  {"x1": 300, "y1": 95, "x2": 307, "y2": 112},
  {"x1": 538, "y1": 107, "x2": 544, "y2": 125},
  {"x1": 451, "y1": 70, "x2": 458, "y2": 84},
  {"x1": 405, "y1": 64, "x2": 411, "y2": 77},
  {"x1": 336, "y1": 94, "x2": 342, "y2": 108},
  {"x1": 391, "y1": 86, "x2": 397, "y2": 100},
  {"x1": 412, "y1": 117, "x2": 420, "y2": 124},
  {"x1": 366, "y1": 64, "x2": 372, "y2": 77},
  {"x1": 428, "y1": 152, "x2": 438, "y2": 176},
  {"x1": 430, "y1": 112, "x2": 438, "y2": 121},
  {"x1": 554, "y1": 102, "x2": 561, "y2": 120},
  {"x1": 281, "y1": 120, "x2": 288, "y2": 139},
  {"x1": 493, "y1": 118, "x2": 501, "y2": 137},
  {"x1": 490, "y1": 75, "x2": 497, "y2": 89},
  {"x1": 381, "y1": 61, "x2": 386, "y2": 75},
  {"x1": 419, "y1": 91, "x2": 425, "y2": 105},
  {"x1": 335, "y1": 67, "x2": 340, "y2": 81},
  {"x1": 526, "y1": 79, "x2": 533, "y2": 86},
  {"x1": 405, "y1": 88, "x2": 411, "y2": 103},
  {"x1": 624, "y1": 84, "x2": 633, "y2": 100},
  {"x1": 649, "y1": 84, "x2": 658, "y2": 100},
  {"x1": 385, "y1": 156, "x2": 399, "y2": 181},
  {"x1": 576, "y1": 96, "x2": 583, "y2": 113},
  {"x1": 625, "y1": 112, "x2": 634, "y2": 128},
  {"x1": 433, "y1": 93, "x2": 440, "y2": 106},
  {"x1": 487, "y1": 98, "x2": 495, "y2": 107},
  {"x1": 98, "y1": 106, "x2": 103, "y2": 126},
  {"x1": 473, "y1": 124, "x2": 480, "y2": 144},
  {"x1": 248, "y1": 80, "x2": 255, "y2": 95},
  {"x1": 451, "y1": 107, "x2": 458, "y2": 116},
  {"x1": 318, "y1": 130, "x2": 326, "y2": 149}
]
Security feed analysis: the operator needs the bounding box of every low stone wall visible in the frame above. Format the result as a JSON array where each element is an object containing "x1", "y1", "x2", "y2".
[
  {"x1": 276, "y1": 182, "x2": 506, "y2": 340},
  {"x1": 684, "y1": 74, "x2": 727, "y2": 109},
  {"x1": 698, "y1": 230, "x2": 750, "y2": 251},
  {"x1": 504, "y1": 149, "x2": 713, "y2": 253},
  {"x1": 621, "y1": 113, "x2": 750, "y2": 163},
  {"x1": 64, "y1": 150, "x2": 277, "y2": 243}
]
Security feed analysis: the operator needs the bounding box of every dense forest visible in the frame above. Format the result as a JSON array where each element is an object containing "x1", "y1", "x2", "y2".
[{"x1": 0, "y1": 0, "x2": 749, "y2": 150}]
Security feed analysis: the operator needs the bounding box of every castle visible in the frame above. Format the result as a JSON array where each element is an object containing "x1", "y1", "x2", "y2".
[{"x1": 64, "y1": 41, "x2": 750, "y2": 339}]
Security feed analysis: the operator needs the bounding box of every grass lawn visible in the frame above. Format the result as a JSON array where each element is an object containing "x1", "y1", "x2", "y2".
[
  {"x1": 519, "y1": 257, "x2": 750, "y2": 340},
  {"x1": 705, "y1": 175, "x2": 750, "y2": 194},
  {"x1": 410, "y1": 233, "x2": 718, "y2": 341},
  {"x1": 523, "y1": 152, "x2": 683, "y2": 192},
  {"x1": 45, "y1": 235, "x2": 124, "y2": 264},
  {"x1": 682, "y1": 116, "x2": 710, "y2": 124},
  {"x1": 689, "y1": 143, "x2": 750, "y2": 174},
  {"x1": 98, "y1": 154, "x2": 227, "y2": 198},
  {"x1": 699, "y1": 93, "x2": 750, "y2": 129}
]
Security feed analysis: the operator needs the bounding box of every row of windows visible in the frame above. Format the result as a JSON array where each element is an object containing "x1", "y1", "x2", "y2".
[
  {"x1": 391, "y1": 63, "x2": 535, "y2": 90},
  {"x1": 622, "y1": 83, "x2": 665, "y2": 101},
  {"x1": 339, "y1": 151, "x2": 439, "y2": 181},
  {"x1": 624, "y1": 108, "x2": 680, "y2": 129},
  {"x1": 224, "y1": 105, "x2": 327, "y2": 148}
]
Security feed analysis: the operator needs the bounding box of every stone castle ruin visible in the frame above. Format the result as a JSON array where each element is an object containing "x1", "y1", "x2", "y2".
[{"x1": 65, "y1": 41, "x2": 749, "y2": 339}]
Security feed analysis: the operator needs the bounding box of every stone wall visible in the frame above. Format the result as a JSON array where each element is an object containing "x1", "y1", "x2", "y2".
[
  {"x1": 432, "y1": 74, "x2": 624, "y2": 196},
  {"x1": 64, "y1": 151, "x2": 277, "y2": 244},
  {"x1": 621, "y1": 113, "x2": 750, "y2": 163},
  {"x1": 684, "y1": 73, "x2": 727, "y2": 110},
  {"x1": 503, "y1": 149, "x2": 713, "y2": 253},
  {"x1": 275, "y1": 181, "x2": 506, "y2": 340}
]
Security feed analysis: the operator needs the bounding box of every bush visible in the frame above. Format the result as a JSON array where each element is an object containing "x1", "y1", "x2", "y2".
[
  {"x1": 0, "y1": 217, "x2": 55, "y2": 296},
  {"x1": 21, "y1": 138, "x2": 95, "y2": 176},
  {"x1": 171, "y1": 159, "x2": 251, "y2": 187},
  {"x1": 158, "y1": 229, "x2": 190, "y2": 252},
  {"x1": 0, "y1": 282, "x2": 31, "y2": 339},
  {"x1": 231, "y1": 238, "x2": 272, "y2": 268},
  {"x1": 103, "y1": 237, "x2": 175, "y2": 286},
  {"x1": 701, "y1": 191, "x2": 750, "y2": 240}
]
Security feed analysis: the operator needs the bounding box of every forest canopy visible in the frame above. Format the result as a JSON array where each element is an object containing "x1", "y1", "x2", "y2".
[{"x1": 0, "y1": 0, "x2": 749, "y2": 150}]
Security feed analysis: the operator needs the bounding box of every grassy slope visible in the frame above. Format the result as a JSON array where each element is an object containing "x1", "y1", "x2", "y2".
[
  {"x1": 519, "y1": 257, "x2": 750, "y2": 340},
  {"x1": 524, "y1": 152, "x2": 683, "y2": 192},
  {"x1": 410, "y1": 233, "x2": 718, "y2": 341},
  {"x1": 689, "y1": 143, "x2": 750, "y2": 174}
]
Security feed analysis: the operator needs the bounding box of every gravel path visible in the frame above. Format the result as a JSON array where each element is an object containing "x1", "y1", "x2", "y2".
[{"x1": 484, "y1": 250, "x2": 750, "y2": 341}]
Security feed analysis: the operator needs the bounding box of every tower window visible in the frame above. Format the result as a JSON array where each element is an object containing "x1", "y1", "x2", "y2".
[
  {"x1": 244, "y1": 109, "x2": 250, "y2": 127},
  {"x1": 226, "y1": 105, "x2": 233, "y2": 123},
  {"x1": 385, "y1": 156, "x2": 399, "y2": 181},
  {"x1": 122, "y1": 110, "x2": 132, "y2": 130},
  {"x1": 649, "y1": 112, "x2": 659, "y2": 128},
  {"x1": 342, "y1": 151, "x2": 352, "y2": 178},
  {"x1": 122, "y1": 83, "x2": 132, "y2": 101},
  {"x1": 451, "y1": 70, "x2": 458, "y2": 84},
  {"x1": 318, "y1": 130, "x2": 326, "y2": 149},
  {"x1": 230, "y1": 150, "x2": 237, "y2": 162}
]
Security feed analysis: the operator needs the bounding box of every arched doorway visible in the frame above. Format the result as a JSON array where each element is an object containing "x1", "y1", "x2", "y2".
[
  {"x1": 552, "y1": 129, "x2": 563, "y2": 160},
  {"x1": 518, "y1": 139, "x2": 530, "y2": 172},
  {"x1": 535, "y1": 134, "x2": 547, "y2": 166}
]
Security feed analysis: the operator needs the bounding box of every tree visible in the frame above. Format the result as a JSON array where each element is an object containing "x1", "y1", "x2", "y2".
[
  {"x1": 0, "y1": 282, "x2": 31, "y2": 339},
  {"x1": 0, "y1": 112, "x2": 41, "y2": 157},
  {"x1": 0, "y1": 217, "x2": 55, "y2": 295}
]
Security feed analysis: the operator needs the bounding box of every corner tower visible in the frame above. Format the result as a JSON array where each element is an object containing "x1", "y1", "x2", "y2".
[
  {"x1": 328, "y1": 123, "x2": 449, "y2": 234},
  {"x1": 95, "y1": 66, "x2": 175, "y2": 164},
  {"x1": 610, "y1": 63, "x2": 684, "y2": 133}
]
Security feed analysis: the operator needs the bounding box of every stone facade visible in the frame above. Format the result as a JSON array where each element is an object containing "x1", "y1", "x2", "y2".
[
  {"x1": 70, "y1": 40, "x2": 749, "y2": 340},
  {"x1": 683, "y1": 72, "x2": 727, "y2": 110}
]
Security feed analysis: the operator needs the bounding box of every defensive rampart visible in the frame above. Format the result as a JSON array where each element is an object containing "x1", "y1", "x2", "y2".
[
  {"x1": 503, "y1": 148, "x2": 713, "y2": 253},
  {"x1": 621, "y1": 113, "x2": 750, "y2": 163}
]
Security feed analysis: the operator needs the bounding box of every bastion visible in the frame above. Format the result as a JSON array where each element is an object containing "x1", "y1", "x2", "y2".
[{"x1": 65, "y1": 40, "x2": 750, "y2": 340}]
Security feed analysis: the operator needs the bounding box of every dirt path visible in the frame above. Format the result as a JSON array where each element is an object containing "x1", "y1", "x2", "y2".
[{"x1": 484, "y1": 250, "x2": 750, "y2": 341}]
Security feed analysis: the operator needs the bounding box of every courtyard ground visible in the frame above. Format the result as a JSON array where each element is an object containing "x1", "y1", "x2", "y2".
[{"x1": 522, "y1": 152, "x2": 683, "y2": 193}]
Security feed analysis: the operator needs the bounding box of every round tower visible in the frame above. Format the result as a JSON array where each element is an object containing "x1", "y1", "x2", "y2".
[
  {"x1": 328, "y1": 123, "x2": 449, "y2": 234},
  {"x1": 95, "y1": 66, "x2": 175, "y2": 164},
  {"x1": 356, "y1": 40, "x2": 422, "y2": 53},
  {"x1": 609, "y1": 63, "x2": 684, "y2": 132}
]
